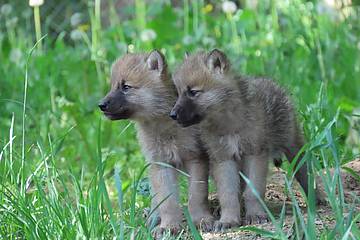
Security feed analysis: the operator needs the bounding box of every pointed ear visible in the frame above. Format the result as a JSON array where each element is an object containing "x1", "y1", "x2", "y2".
[
  {"x1": 147, "y1": 50, "x2": 166, "y2": 74},
  {"x1": 205, "y1": 49, "x2": 229, "y2": 74},
  {"x1": 184, "y1": 51, "x2": 190, "y2": 59}
]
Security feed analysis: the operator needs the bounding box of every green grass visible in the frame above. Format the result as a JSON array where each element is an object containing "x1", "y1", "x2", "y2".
[{"x1": 1, "y1": 0, "x2": 360, "y2": 239}]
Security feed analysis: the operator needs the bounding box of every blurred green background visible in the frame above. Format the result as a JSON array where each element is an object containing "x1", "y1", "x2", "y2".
[{"x1": 1, "y1": 0, "x2": 359, "y2": 175}]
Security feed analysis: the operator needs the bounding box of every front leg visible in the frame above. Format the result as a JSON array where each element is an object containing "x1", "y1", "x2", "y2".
[
  {"x1": 243, "y1": 153, "x2": 269, "y2": 225},
  {"x1": 149, "y1": 164, "x2": 182, "y2": 237},
  {"x1": 185, "y1": 158, "x2": 214, "y2": 232},
  {"x1": 212, "y1": 159, "x2": 241, "y2": 231}
]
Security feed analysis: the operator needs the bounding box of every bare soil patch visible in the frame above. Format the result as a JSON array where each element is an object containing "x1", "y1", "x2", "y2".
[{"x1": 202, "y1": 159, "x2": 360, "y2": 240}]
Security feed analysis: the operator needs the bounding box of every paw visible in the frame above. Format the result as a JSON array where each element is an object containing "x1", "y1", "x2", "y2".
[
  {"x1": 197, "y1": 216, "x2": 215, "y2": 233},
  {"x1": 146, "y1": 214, "x2": 161, "y2": 229},
  {"x1": 213, "y1": 219, "x2": 240, "y2": 232},
  {"x1": 212, "y1": 205, "x2": 221, "y2": 219},
  {"x1": 243, "y1": 213, "x2": 269, "y2": 225},
  {"x1": 143, "y1": 207, "x2": 161, "y2": 229},
  {"x1": 316, "y1": 191, "x2": 327, "y2": 206},
  {"x1": 152, "y1": 223, "x2": 181, "y2": 239}
]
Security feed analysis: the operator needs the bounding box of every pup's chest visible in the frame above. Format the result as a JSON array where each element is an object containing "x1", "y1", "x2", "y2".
[
  {"x1": 204, "y1": 133, "x2": 243, "y2": 161},
  {"x1": 138, "y1": 131, "x2": 200, "y2": 167},
  {"x1": 205, "y1": 130, "x2": 262, "y2": 161}
]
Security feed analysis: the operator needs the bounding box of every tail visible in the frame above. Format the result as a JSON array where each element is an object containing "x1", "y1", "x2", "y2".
[
  {"x1": 285, "y1": 128, "x2": 326, "y2": 204},
  {"x1": 285, "y1": 141, "x2": 325, "y2": 205},
  {"x1": 284, "y1": 127, "x2": 310, "y2": 195},
  {"x1": 284, "y1": 145, "x2": 309, "y2": 194}
]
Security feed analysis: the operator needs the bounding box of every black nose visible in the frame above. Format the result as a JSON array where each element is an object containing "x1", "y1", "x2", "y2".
[
  {"x1": 169, "y1": 109, "x2": 177, "y2": 120},
  {"x1": 98, "y1": 101, "x2": 109, "y2": 111}
]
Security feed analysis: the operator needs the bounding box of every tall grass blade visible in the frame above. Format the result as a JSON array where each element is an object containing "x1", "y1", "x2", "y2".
[
  {"x1": 114, "y1": 166, "x2": 125, "y2": 240},
  {"x1": 239, "y1": 172, "x2": 286, "y2": 239},
  {"x1": 184, "y1": 207, "x2": 202, "y2": 240},
  {"x1": 18, "y1": 34, "x2": 47, "y2": 194}
]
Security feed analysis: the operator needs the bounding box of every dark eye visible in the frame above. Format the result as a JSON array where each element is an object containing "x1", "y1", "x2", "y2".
[
  {"x1": 122, "y1": 82, "x2": 132, "y2": 92},
  {"x1": 188, "y1": 88, "x2": 201, "y2": 97}
]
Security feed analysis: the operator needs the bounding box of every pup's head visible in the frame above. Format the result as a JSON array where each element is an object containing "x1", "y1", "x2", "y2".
[
  {"x1": 99, "y1": 50, "x2": 175, "y2": 120},
  {"x1": 170, "y1": 49, "x2": 234, "y2": 127}
]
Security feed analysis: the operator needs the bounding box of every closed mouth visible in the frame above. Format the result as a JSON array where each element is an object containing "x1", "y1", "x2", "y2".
[
  {"x1": 102, "y1": 109, "x2": 132, "y2": 120},
  {"x1": 178, "y1": 121, "x2": 195, "y2": 127},
  {"x1": 177, "y1": 114, "x2": 203, "y2": 127}
]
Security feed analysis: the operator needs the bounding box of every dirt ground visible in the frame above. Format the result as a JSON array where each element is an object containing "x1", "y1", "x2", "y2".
[{"x1": 201, "y1": 159, "x2": 360, "y2": 240}]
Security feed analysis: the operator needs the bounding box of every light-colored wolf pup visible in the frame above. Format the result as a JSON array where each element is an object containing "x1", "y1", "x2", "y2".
[
  {"x1": 98, "y1": 50, "x2": 214, "y2": 236},
  {"x1": 170, "y1": 49, "x2": 322, "y2": 231}
]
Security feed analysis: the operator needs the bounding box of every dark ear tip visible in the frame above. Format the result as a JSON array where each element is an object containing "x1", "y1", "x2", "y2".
[
  {"x1": 149, "y1": 49, "x2": 165, "y2": 60},
  {"x1": 150, "y1": 49, "x2": 161, "y2": 54},
  {"x1": 147, "y1": 49, "x2": 167, "y2": 72},
  {"x1": 209, "y1": 48, "x2": 224, "y2": 56},
  {"x1": 206, "y1": 48, "x2": 229, "y2": 72},
  {"x1": 184, "y1": 51, "x2": 190, "y2": 58},
  {"x1": 150, "y1": 49, "x2": 162, "y2": 55}
]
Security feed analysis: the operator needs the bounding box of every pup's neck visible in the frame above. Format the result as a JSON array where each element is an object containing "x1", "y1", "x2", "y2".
[
  {"x1": 203, "y1": 82, "x2": 251, "y2": 134},
  {"x1": 135, "y1": 114, "x2": 177, "y2": 135}
]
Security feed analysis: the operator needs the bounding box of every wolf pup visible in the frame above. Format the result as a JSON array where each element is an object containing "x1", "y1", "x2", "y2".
[
  {"x1": 98, "y1": 50, "x2": 214, "y2": 236},
  {"x1": 170, "y1": 49, "x2": 321, "y2": 230}
]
